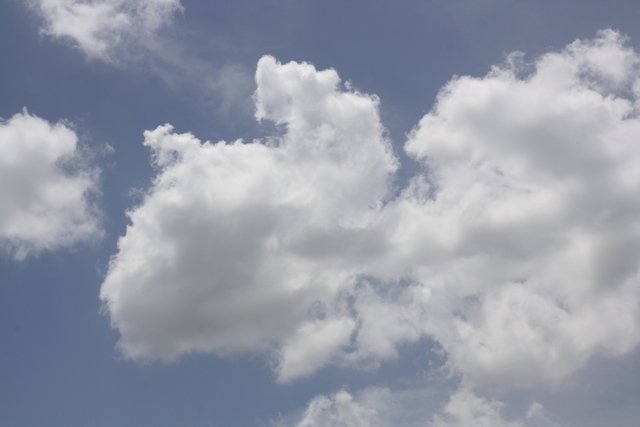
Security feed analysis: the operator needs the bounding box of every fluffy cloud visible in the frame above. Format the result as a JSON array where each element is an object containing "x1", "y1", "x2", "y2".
[
  {"x1": 102, "y1": 29, "x2": 640, "y2": 400},
  {"x1": 0, "y1": 110, "x2": 101, "y2": 260},
  {"x1": 28, "y1": 0, "x2": 182, "y2": 60},
  {"x1": 100, "y1": 56, "x2": 397, "y2": 362},
  {"x1": 402, "y1": 28, "x2": 640, "y2": 389}
]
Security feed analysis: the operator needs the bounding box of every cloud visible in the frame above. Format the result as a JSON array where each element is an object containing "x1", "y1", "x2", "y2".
[
  {"x1": 28, "y1": 0, "x2": 183, "y2": 60},
  {"x1": 0, "y1": 110, "x2": 101, "y2": 260},
  {"x1": 276, "y1": 316, "x2": 356, "y2": 383},
  {"x1": 100, "y1": 56, "x2": 397, "y2": 362},
  {"x1": 26, "y1": 0, "x2": 257, "y2": 119},
  {"x1": 402, "y1": 28, "x2": 640, "y2": 389},
  {"x1": 285, "y1": 389, "x2": 381, "y2": 427},
  {"x1": 278, "y1": 385, "x2": 563, "y2": 427},
  {"x1": 430, "y1": 388, "x2": 523, "y2": 427},
  {"x1": 101, "y1": 29, "x2": 640, "y2": 400}
]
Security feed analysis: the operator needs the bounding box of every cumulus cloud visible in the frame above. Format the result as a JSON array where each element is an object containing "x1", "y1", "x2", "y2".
[
  {"x1": 0, "y1": 110, "x2": 101, "y2": 260},
  {"x1": 100, "y1": 55, "x2": 397, "y2": 362},
  {"x1": 102, "y1": 29, "x2": 640, "y2": 401},
  {"x1": 402, "y1": 28, "x2": 640, "y2": 389},
  {"x1": 28, "y1": 0, "x2": 183, "y2": 60}
]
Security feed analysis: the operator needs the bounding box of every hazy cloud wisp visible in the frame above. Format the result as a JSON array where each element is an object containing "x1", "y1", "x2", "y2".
[
  {"x1": 100, "y1": 55, "x2": 397, "y2": 362},
  {"x1": 28, "y1": 0, "x2": 183, "y2": 60}
]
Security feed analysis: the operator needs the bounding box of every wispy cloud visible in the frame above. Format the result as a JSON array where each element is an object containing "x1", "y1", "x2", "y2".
[{"x1": 28, "y1": 0, "x2": 183, "y2": 61}]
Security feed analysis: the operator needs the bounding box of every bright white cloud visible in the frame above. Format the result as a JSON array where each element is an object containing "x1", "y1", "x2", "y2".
[
  {"x1": 0, "y1": 110, "x2": 101, "y2": 260},
  {"x1": 100, "y1": 56, "x2": 397, "y2": 362},
  {"x1": 28, "y1": 0, "x2": 182, "y2": 60},
  {"x1": 102, "y1": 29, "x2": 640, "y2": 401},
  {"x1": 402, "y1": 28, "x2": 640, "y2": 389}
]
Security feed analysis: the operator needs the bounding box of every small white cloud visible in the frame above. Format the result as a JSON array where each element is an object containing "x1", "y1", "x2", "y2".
[
  {"x1": 0, "y1": 110, "x2": 102, "y2": 260},
  {"x1": 28, "y1": 0, "x2": 183, "y2": 60},
  {"x1": 430, "y1": 388, "x2": 522, "y2": 427},
  {"x1": 26, "y1": 1, "x2": 257, "y2": 118},
  {"x1": 288, "y1": 389, "x2": 381, "y2": 427}
]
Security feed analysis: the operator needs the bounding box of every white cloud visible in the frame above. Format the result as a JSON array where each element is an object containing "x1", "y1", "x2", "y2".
[
  {"x1": 287, "y1": 390, "x2": 381, "y2": 427},
  {"x1": 346, "y1": 282, "x2": 426, "y2": 364},
  {"x1": 280, "y1": 385, "x2": 563, "y2": 427},
  {"x1": 428, "y1": 388, "x2": 564, "y2": 427},
  {"x1": 430, "y1": 388, "x2": 523, "y2": 427},
  {"x1": 28, "y1": 0, "x2": 183, "y2": 60},
  {"x1": 100, "y1": 56, "x2": 397, "y2": 362},
  {"x1": 401, "y1": 28, "x2": 640, "y2": 389},
  {"x1": 0, "y1": 110, "x2": 101, "y2": 260},
  {"x1": 276, "y1": 316, "x2": 355, "y2": 383},
  {"x1": 26, "y1": 0, "x2": 255, "y2": 118},
  {"x1": 102, "y1": 30, "x2": 640, "y2": 400}
]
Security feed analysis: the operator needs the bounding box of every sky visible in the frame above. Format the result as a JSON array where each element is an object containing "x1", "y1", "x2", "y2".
[{"x1": 2, "y1": 0, "x2": 640, "y2": 426}]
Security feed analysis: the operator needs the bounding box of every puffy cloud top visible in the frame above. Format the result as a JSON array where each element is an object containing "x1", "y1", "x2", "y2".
[{"x1": 0, "y1": 111, "x2": 101, "y2": 260}]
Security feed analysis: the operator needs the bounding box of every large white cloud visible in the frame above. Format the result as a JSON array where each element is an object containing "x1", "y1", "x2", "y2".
[
  {"x1": 0, "y1": 110, "x2": 101, "y2": 260},
  {"x1": 102, "y1": 29, "x2": 640, "y2": 410},
  {"x1": 28, "y1": 0, "x2": 182, "y2": 60},
  {"x1": 401, "y1": 28, "x2": 640, "y2": 389},
  {"x1": 100, "y1": 55, "x2": 397, "y2": 362}
]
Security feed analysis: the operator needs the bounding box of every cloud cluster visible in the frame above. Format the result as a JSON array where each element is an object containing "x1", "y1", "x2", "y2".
[
  {"x1": 29, "y1": 0, "x2": 182, "y2": 60},
  {"x1": 101, "y1": 29, "x2": 640, "y2": 424},
  {"x1": 0, "y1": 110, "x2": 101, "y2": 260}
]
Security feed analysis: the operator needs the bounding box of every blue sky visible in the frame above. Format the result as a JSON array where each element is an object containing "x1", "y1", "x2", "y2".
[{"x1": 2, "y1": 1, "x2": 640, "y2": 426}]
